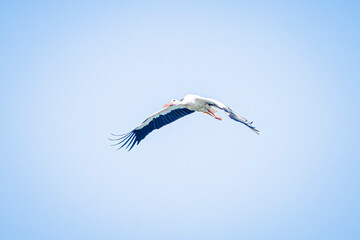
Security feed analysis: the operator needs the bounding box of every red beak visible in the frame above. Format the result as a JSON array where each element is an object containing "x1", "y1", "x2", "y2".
[{"x1": 163, "y1": 102, "x2": 173, "y2": 108}]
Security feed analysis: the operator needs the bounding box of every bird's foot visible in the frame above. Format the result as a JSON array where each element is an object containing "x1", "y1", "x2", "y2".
[{"x1": 215, "y1": 116, "x2": 222, "y2": 121}]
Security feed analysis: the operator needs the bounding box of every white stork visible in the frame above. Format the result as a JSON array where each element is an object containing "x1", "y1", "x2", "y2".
[{"x1": 110, "y1": 94, "x2": 259, "y2": 151}]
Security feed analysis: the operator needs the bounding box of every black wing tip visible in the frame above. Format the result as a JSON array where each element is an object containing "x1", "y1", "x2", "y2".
[
  {"x1": 247, "y1": 124, "x2": 260, "y2": 135},
  {"x1": 109, "y1": 131, "x2": 139, "y2": 151}
]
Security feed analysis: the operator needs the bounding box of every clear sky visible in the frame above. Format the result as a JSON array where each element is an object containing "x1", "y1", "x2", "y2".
[{"x1": 1, "y1": 1, "x2": 360, "y2": 239}]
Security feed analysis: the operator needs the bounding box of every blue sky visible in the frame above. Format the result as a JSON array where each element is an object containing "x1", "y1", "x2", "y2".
[{"x1": 1, "y1": 1, "x2": 359, "y2": 239}]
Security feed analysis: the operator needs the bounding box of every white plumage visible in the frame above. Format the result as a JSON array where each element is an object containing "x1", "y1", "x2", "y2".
[{"x1": 110, "y1": 94, "x2": 259, "y2": 151}]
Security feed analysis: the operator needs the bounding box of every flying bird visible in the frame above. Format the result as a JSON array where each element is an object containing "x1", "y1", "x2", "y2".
[{"x1": 110, "y1": 94, "x2": 259, "y2": 151}]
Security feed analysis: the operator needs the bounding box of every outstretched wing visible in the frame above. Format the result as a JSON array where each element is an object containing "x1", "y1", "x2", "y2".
[
  {"x1": 110, "y1": 104, "x2": 194, "y2": 151},
  {"x1": 203, "y1": 97, "x2": 260, "y2": 135}
]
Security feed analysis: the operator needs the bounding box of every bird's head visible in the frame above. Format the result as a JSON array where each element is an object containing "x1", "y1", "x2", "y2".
[{"x1": 163, "y1": 99, "x2": 179, "y2": 108}]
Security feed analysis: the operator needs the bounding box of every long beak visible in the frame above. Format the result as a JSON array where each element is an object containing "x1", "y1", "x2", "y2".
[{"x1": 163, "y1": 102, "x2": 173, "y2": 108}]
